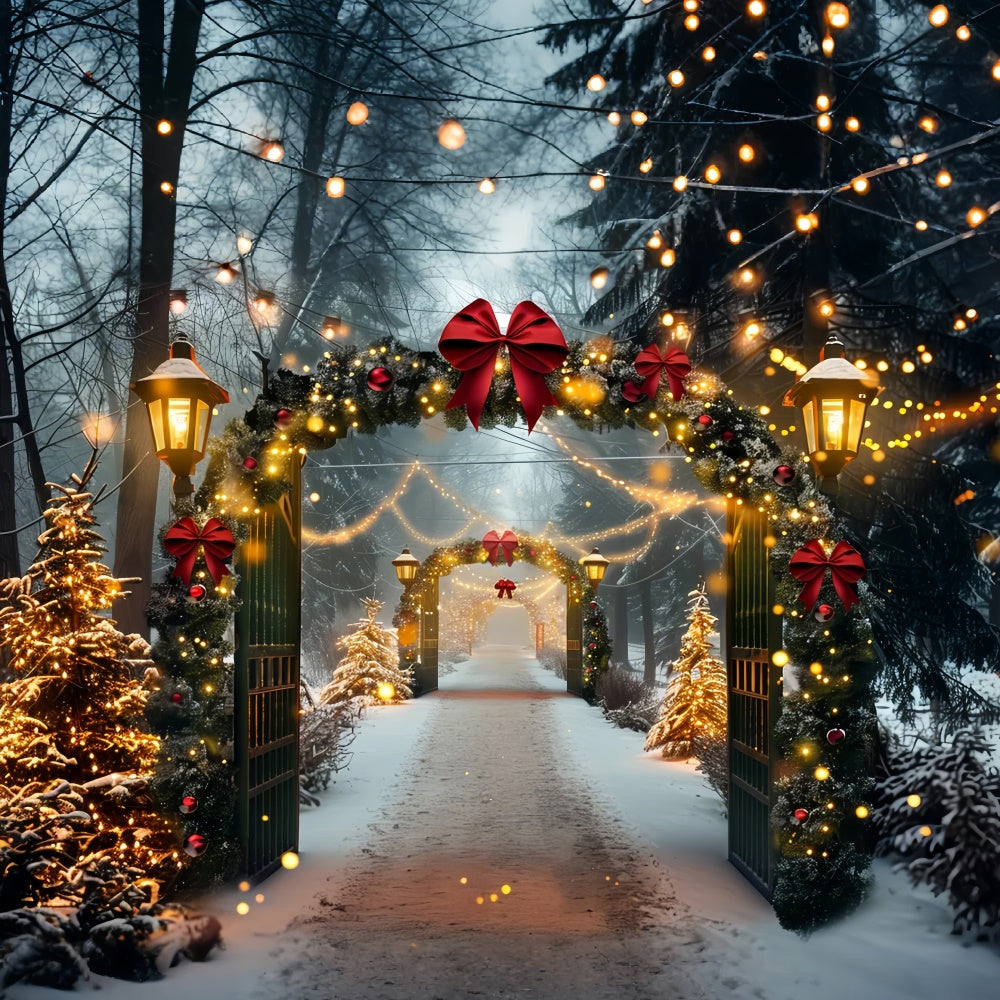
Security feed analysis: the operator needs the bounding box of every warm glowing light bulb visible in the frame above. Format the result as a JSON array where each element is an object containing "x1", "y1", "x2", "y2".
[
  {"x1": 744, "y1": 319, "x2": 762, "y2": 339},
  {"x1": 814, "y1": 766, "x2": 830, "y2": 781},
  {"x1": 639, "y1": 157, "x2": 653, "y2": 173},
  {"x1": 346, "y1": 101, "x2": 369, "y2": 125},
  {"x1": 825, "y1": 3, "x2": 849, "y2": 28},
  {"x1": 739, "y1": 267, "x2": 755, "y2": 285},
  {"x1": 702, "y1": 46, "x2": 716, "y2": 61},
  {"x1": 928, "y1": 4, "x2": 948, "y2": 27},
  {"x1": 822, "y1": 34, "x2": 835, "y2": 56},
  {"x1": 684, "y1": 0, "x2": 699, "y2": 9},
  {"x1": 844, "y1": 116, "x2": 860, "y2": 132},
  {"x1": 631, "y1": 110, "x2": 648, "y2": 126},
  {"x1": 747, "y1": 0, "x2": 766, "y2": 17},
  {"x1": 607, "y1": 111, "x2": 621, "y2": 126},
  {"x1": 704, "y1": 163, "x2": 721, "y2": 183},
  {"x1": 156, "y1": 119, "x2": 173, "y2": 135},
  {"x1": 955, "y1": 24, "x2": 970, "y2": 41},
  {"x1": 727, "y1": 229, "x2": 743, "y2": 244},
  {"x1": 906, "y1": 794, "x2": 921, "y2": 808},
  {"x1": 587, "y1": 74, "x2": 606, "y2": 92},
  {"x1": 684, "y1": 14, "x2": 700, "y2": 30},
  {"x1": 646, "y1": 231, "x2": 663, "y2": 249},
  {"x1": 992, "y1": 59, "x2": 1000, "y2": 81},
  {"x1": 215, "y1": 262, "x2": 236, "y2": 284},
  {"x1": 280, "y1": 851, "x2": 300, "y2": 869},
  {"x1": 819, "y1": 300, "x2": 834, "y2": 317},
  {"x1": 816, "y1": 113, "x2": 832, "y2": 132},
  {"x1": 437, "y1": 119, "x2": 466, "y2": 149},
  {"x1": 590, "y1": 266, "x2": 610, "y2": 289},
  {"x1": 478, "y1": 177, "x2": 496, "y2": 194},
  {"x1": 325, "y1": 176, "x2": 346, "y2": 198},
  {"x1": 855, "y1": 805, "x2": 870, "y2": 819},
  {"x1": 159, "y1": 180, "x2": 174, "y2": 195},
  {"x1": 795, "y1": 212, "x2": 818, "y2": 232},
  {"x1": 918, "y1": 115, "x2": 938, "y2": 133},
  {"x1": 966, "y1": 206, "x2": 987, "y2": 227},
  {"x1": 668, "y1": 69, "x2": 685, "y2": 87},
  {"x1": 935, "y1": 169, "x2": 952, "y2": 187},
  {"x1": 673, "y1": 174, "x2": 688, "y2": 191},
  {"x1": 738, "y1": 143, "x2": 756, "y2": 162},
  {"x1": 915, "y1": 219, "x2": 928, "y2": 231},
  {"x1": 659, "y1": 248, "x2": 676, "y2": 267},
  {"x1": 851, "y1": 176, "x2": 869, "y2": 194},
  {"x1": 816, "y1": 94, "x2": 831, "y2": 111},
  {"x1": 262, "y1": 140, "x2": 284, "y2": 162},
  {"x1": 589, "y1": 174, "x2": 606, "y2": 191}
]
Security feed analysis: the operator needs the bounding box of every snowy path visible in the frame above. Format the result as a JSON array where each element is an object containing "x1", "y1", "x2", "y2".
[
  {"x1": 9, "y1": 647, "x2": 1000, "y2": 1000},
  {"x1": 258, "y1": 648, "x2": 708, "y2": 999}
]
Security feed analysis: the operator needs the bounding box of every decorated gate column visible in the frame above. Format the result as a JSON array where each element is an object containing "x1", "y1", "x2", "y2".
[
  {"x1": 566, "y1": 590, "x2": 583, "y2": 696},
  {"x1": 416, "y1": 574, "x2": 439, "y2": 694}
]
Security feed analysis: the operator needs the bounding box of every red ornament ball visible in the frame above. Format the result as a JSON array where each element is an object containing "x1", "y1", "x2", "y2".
[
  {"x1": 366, "y1": 367, "x2": 393, "y2": 392},
  {"x1": 242, "y1": 456, "x2": 258, "y2": 471},
  {"x1": 183, "y1": 833, "x2": 208, "y2": 858},
  {"x1": 814, "y1": 603, "x2": 835, "y2": 623},
  {"x1": 773, "y1": 464, "x2": 796, "y2": 486},
  {"x1": 589, "y1": 602, "x2": 598, "y2": 610},
  {"x1": 529, "y1": 550, "x2": 536, "y2": 557},
  {"x1": 588, "y1": 642, "x2": 597, "y2": 650},
  {"x1": 792, "y1": 808, "x2": 809, "y2": 823},
  {"x1": 187, "y1": 583, "x2": 207, "y2": 603},
  {"x1": 826, "y1": 727, "x2": 846, "y2": 746},
  {"x1": 696, "y1": 414, "x2": 713, "y2": 427},
  {"x1": 722, "y1": 430, "x2": 735, "y2": 442},
  {"x1": 622, "y1": 381, "x2": 646, "y2": 403},
  {"x1": 171, "y1": 692, "x2": 183, "y2": 704},
  {"x1": 274, "y1": 408, "x2": 293, "y2": 429},
  {"x1": 179, "y1": 795, "x2": 198, "y2": 815}
]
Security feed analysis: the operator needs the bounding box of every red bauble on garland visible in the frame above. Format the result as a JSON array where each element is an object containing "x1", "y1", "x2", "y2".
[
  {"x1": 792, "y1": 808, "x2": 809, "y2": 823},
  {"x1": 773, "y1": 464, "x2": 796, "y2": 486},
  {"x1": 274, "y1": 408, "x2": 293, "y2": 429},
  {"x1": 171, "y1": 692, "x2": 183, "y2": 704},
  {"x1": 814, "y1": 603, "x2": 835, "y2": 623},
  {"x1": 589, "y1": 601, "x2": 597, "y2": 610},
  {"x1": 367, "y1": 367, "x2": 393, "y2": 391},
  {"x1": 695, "y1": 414, "x2": 713, "y2": 431},
  {"x1": 179, "y1": 795, "x2": 198, "y2": 815},
  {"x1": 187, "y1": 583, "x2": 207, "y2": 603},
  {"x1": 242, "y1": 456, "x2": 258, "y2": 471},
  {"x1": 588, "y1": 642, "x2": 597, "y2": 650},
  {"x1": 183, "y1": 833, "x2": 208, "y2": 858},
  {"x1": 826, "y1": 728, "x2": 846, "y2": 746},
  {"x1": 722, "y1": 430, "x2": 735, "y2": 442}
]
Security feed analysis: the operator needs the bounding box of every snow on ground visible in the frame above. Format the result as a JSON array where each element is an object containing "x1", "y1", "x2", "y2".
[{"x1": 8, "y1": 647, "x2": 998, "y2": 999}]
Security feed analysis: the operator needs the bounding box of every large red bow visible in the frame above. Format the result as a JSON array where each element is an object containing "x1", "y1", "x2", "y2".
[
  {"x1": 482, "y1": 529, "x2": 518, "y2": 566},
  {"x1": 788, "y1": 539, "x2": 866, "y2": 612},
  {"x1": 633, "y1": 344, "x2": 691, "y2": 401},
  {"x1": 495, "y1": 579, "x2": 516, "y2": 599},
  {"x1": 438, "y1": 299, "x2": 568, "y2": 432},
  {"x1": 164, "y1": 517, "x2": 236, "y2": 587}
]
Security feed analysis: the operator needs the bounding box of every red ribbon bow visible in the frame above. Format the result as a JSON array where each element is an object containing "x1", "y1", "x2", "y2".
[
  {"x1": 495, "y1": 579, "x2": 516, "y2": 599},
  {"x1": 438, "y1": 299, "x2": 568, "y2": 432},
  {"x1": 164, "y1": 517, "x2": 236, "y2": 587},
  {"x1": 788, "y1": 539, "x2": 866, "y2": 612},
  {"x1": 633, "y1": 344, "x2": 692, "y2": 401},
  {"x1": 482, "y1": 529, "x2": 518, "y2": 566}
]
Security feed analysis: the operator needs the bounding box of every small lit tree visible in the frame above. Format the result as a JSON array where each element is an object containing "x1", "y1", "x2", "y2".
[
  {"x1": 321, "y1": 598, "x2": 412, "y2": 705},
  {"x1": 645, "y1": 586, "x2": 727, "y2": 759}
]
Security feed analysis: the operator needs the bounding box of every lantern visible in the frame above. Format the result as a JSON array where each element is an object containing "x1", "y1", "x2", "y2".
[
  {"x1": 783, "y1": 337, "x2": 880, "y2": 493},
  {"x1": 131, "y1": 335, "x2": 229, "y2": 496},
  {"x1": 580, "y1": 547, "x2": 610, "y2": 588},
  {"x1": 392, "y1": 548, "x2": 420, "y2": 584}
]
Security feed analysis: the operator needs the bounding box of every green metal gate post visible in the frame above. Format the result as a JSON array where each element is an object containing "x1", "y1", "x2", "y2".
[
  {"x1": 566, "y1": 589, "x2": 583, "y2": 696},
  {"x1": 726, "y1": 501, "x2": 782, "y2": 897},
  {"x1": 234, "y1": 461, "x2": 302, "y2": 881},
  {"x1": 416, "y1": 575, "x2": 439, "y2": 694}
]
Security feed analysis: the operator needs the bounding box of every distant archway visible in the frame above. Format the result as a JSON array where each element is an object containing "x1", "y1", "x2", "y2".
[{"x1": 392, "y1": 532, "x2": 610, "y2": 697}]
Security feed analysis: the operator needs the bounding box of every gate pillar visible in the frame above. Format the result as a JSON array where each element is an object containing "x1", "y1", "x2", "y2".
[
  {"x1": 725, "y1": 500, "x2": 782, "y2": 898},
  {"x1": 415, "y1": 575, "x2": 439, "y2": 694},
  {"x1": 566, "y1": 589, "x2": 583, "y2": 695}
]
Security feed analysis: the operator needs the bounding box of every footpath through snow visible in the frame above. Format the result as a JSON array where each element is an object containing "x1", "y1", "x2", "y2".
[{"x1": 9, "y1": 647, "x2": 999, "y2": 999}]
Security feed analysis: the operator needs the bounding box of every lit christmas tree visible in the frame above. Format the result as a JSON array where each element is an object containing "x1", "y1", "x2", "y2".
[
  {"x1": 321, "y1": 598, "x2": 412, "y2": 704},
  {"x1": 645, "y1": 586, "x2": 727, "y2": 759},
  {"x1": 0, "y1": 468, "x2": 218, "y2": 989}
]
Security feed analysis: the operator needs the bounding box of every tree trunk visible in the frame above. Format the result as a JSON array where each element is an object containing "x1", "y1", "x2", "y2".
[
  {"x1": 641, "y1": 578, "x2": 655, "y2": 685},
  {"x1": 114, "y1": 0, "x2": 205, "y2": 636}
]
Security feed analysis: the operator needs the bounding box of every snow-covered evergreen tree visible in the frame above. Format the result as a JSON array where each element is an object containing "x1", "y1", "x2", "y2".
[
  {"x1": 645, "y1": 586, "x2": 727, "y2": 759},
  {"x1": 320, "y1": 598, "x2": 411, "y2": 705},
  {"x1": 874, "y1": 728, "x2": 1000, "y2": 938}
]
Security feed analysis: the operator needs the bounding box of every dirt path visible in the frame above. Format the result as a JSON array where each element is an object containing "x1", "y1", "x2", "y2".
[{"x1": 260, "y1": 651, "x2": 713, "y2": 1000}]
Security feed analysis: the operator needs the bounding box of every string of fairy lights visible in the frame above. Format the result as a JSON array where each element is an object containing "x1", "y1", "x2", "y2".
[{"x1": 150, "y1": 1, "x2": 1000, "y2": 423}]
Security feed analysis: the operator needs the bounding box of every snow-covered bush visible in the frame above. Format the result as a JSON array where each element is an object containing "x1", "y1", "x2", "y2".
[
  {"x1": 299, "y1": 685, "x2": 362, "y2": 806},
  {"x1": 693, "y1": 734, "x2": 728, "y2": 806},
  {"x1": 596, "y1": 667, "x2": 659, "y2": 732},
  {"x1": 873, "y1": 727, "x2": 1000, "y2": 939}
]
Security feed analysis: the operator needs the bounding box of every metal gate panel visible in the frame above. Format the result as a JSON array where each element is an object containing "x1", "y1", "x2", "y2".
[
  {"x1": 235, "y1": 463, "x2": 301, "y2": 881},
  {"x1": 726, "y1": 502, "x2": 782, "y2": 898}
]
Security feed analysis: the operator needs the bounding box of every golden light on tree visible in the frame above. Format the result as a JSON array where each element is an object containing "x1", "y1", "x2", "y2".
[
  {"x1": 478, "y1": 177, "x2": 496, "y2": 194},
  {"x1": 589, "y1": 173, "x2": 606, "y2": 190},
  {"x1": 156, "y1": 119, "x2": 173, "y2": 135},
  {"x1": 590, "y1": 266, "x2": 610, "y2": 289},
  {"x1": 321, "y1": 316, "x2": 342, "y2": 339},
  {"x1": 966, "y1": 205, "x2": 987, "y2": 227},
  {"x1": 747, "y1": 0, "x2": 766, "y2": 17},
  {"x1": 702, "y1": 46, "x2": 716, "y2": 61},
  {"x1": 346, "y1": 101, "x2": 369, "y2": 125},
  {"x1": 668, "y1": 69, "x2": 685, "y2": 87},
  {"x1": 851, "y1": 176, "x2": 869, "y2": 194},
  {"x1": 607, "y1": 111, "x2": 621, "y2": 125},
  {"x1": 639, "y1": 157, "x2": 653, "y2": 173},
  {"x1": 646, "y1": 230, "x2": 663, "y2": 249},
  {"x1": 236, "y1": 234, "x2": 253, "y2": 255},
  {"x1": 684, "y1": 14, "x2": 699, "y2": 30},
  {"x1": 825, "y1": 3, "x2": 849, "y2": 28},
  {"x1": 630, "y1": 110, "x2": 648, "y2": 125},
  {"x1": 215, "y1": 261, "x2": 237, "y2": 284},
  {"x1": 844, "y1": 115, "x2": 860, "y2": 131},
  {"x1": 918, "y1": 115, "x2": 938, "y2": 133},
  {"x1": 252, "y1": 289, "x2": 278, "y2": 325},
  {"x1": 816, "y1": 113, "x2": 832, "y2": 132},
  {"x1": 738, "y1": 142, "x2": 756, "y2": 162},
  {"x1": 927, "y1": 4, "x2": 949, "y2": 27},
  {"x1": 159, "y1": 181, "x2": 174, "y2": 195},
  {"x1": 822, "y1": 34, "x2": 835, "y2": 56},
  {"x1": 935, "y1": 169, "x2": 952, "y2": 187},
  {"x1": 437, "y1": 119, "x2": 466, "y2": 149},
  {"x1": 795, "y1": 212, "x2": 819, "y2": 232},
  {"x1": 955, "y1": 24, "x2": 971, "y2": 40},
  {"x1": 659, "y1": 247, "x2": 676, "y2": 267},
  {"x1": 673, "y1": 174, "x2": 688, "y2": 191},
  {"x1": 326, "y1": 176, "x2": 346, "y2": 198},
  {"x1": 586, "y1": 74, "x2": 606, "y2": 91},
  {"x1": 743, "y1": 318, "x2": 762, "y2": 339},
  {"x1": 727, "y1": 229, "x2": 743, "y2": 244},
  {"x1": 260, "y1": 140, "x2": 284, "y2": 162},
  {"x1": 169, "y1": 289, "x2": 188, "y2": 314},
  {"x1": 704, "y1": 163, "x2": 721, "y2": 183},
  {"x1": 816, "y1": 93, "x2": 831, "y2": 110}
]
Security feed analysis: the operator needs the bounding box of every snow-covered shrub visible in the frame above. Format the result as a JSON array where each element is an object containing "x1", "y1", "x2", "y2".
[
  {"x1": 693, "y1": 733, "x2": 728, "y2": 806},
  {"x1": 596, "y1": 667, "x2": 659, "y2": 732},
  {"x1": 537, "y1": 649, "x2": 566, "y2": 679},
  {"x1": 873, "y1": 727, "x2": 1000, "y2": 939},
  {"x1": 299, "y1": 685, "x2": 362, "y2": 806}
]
